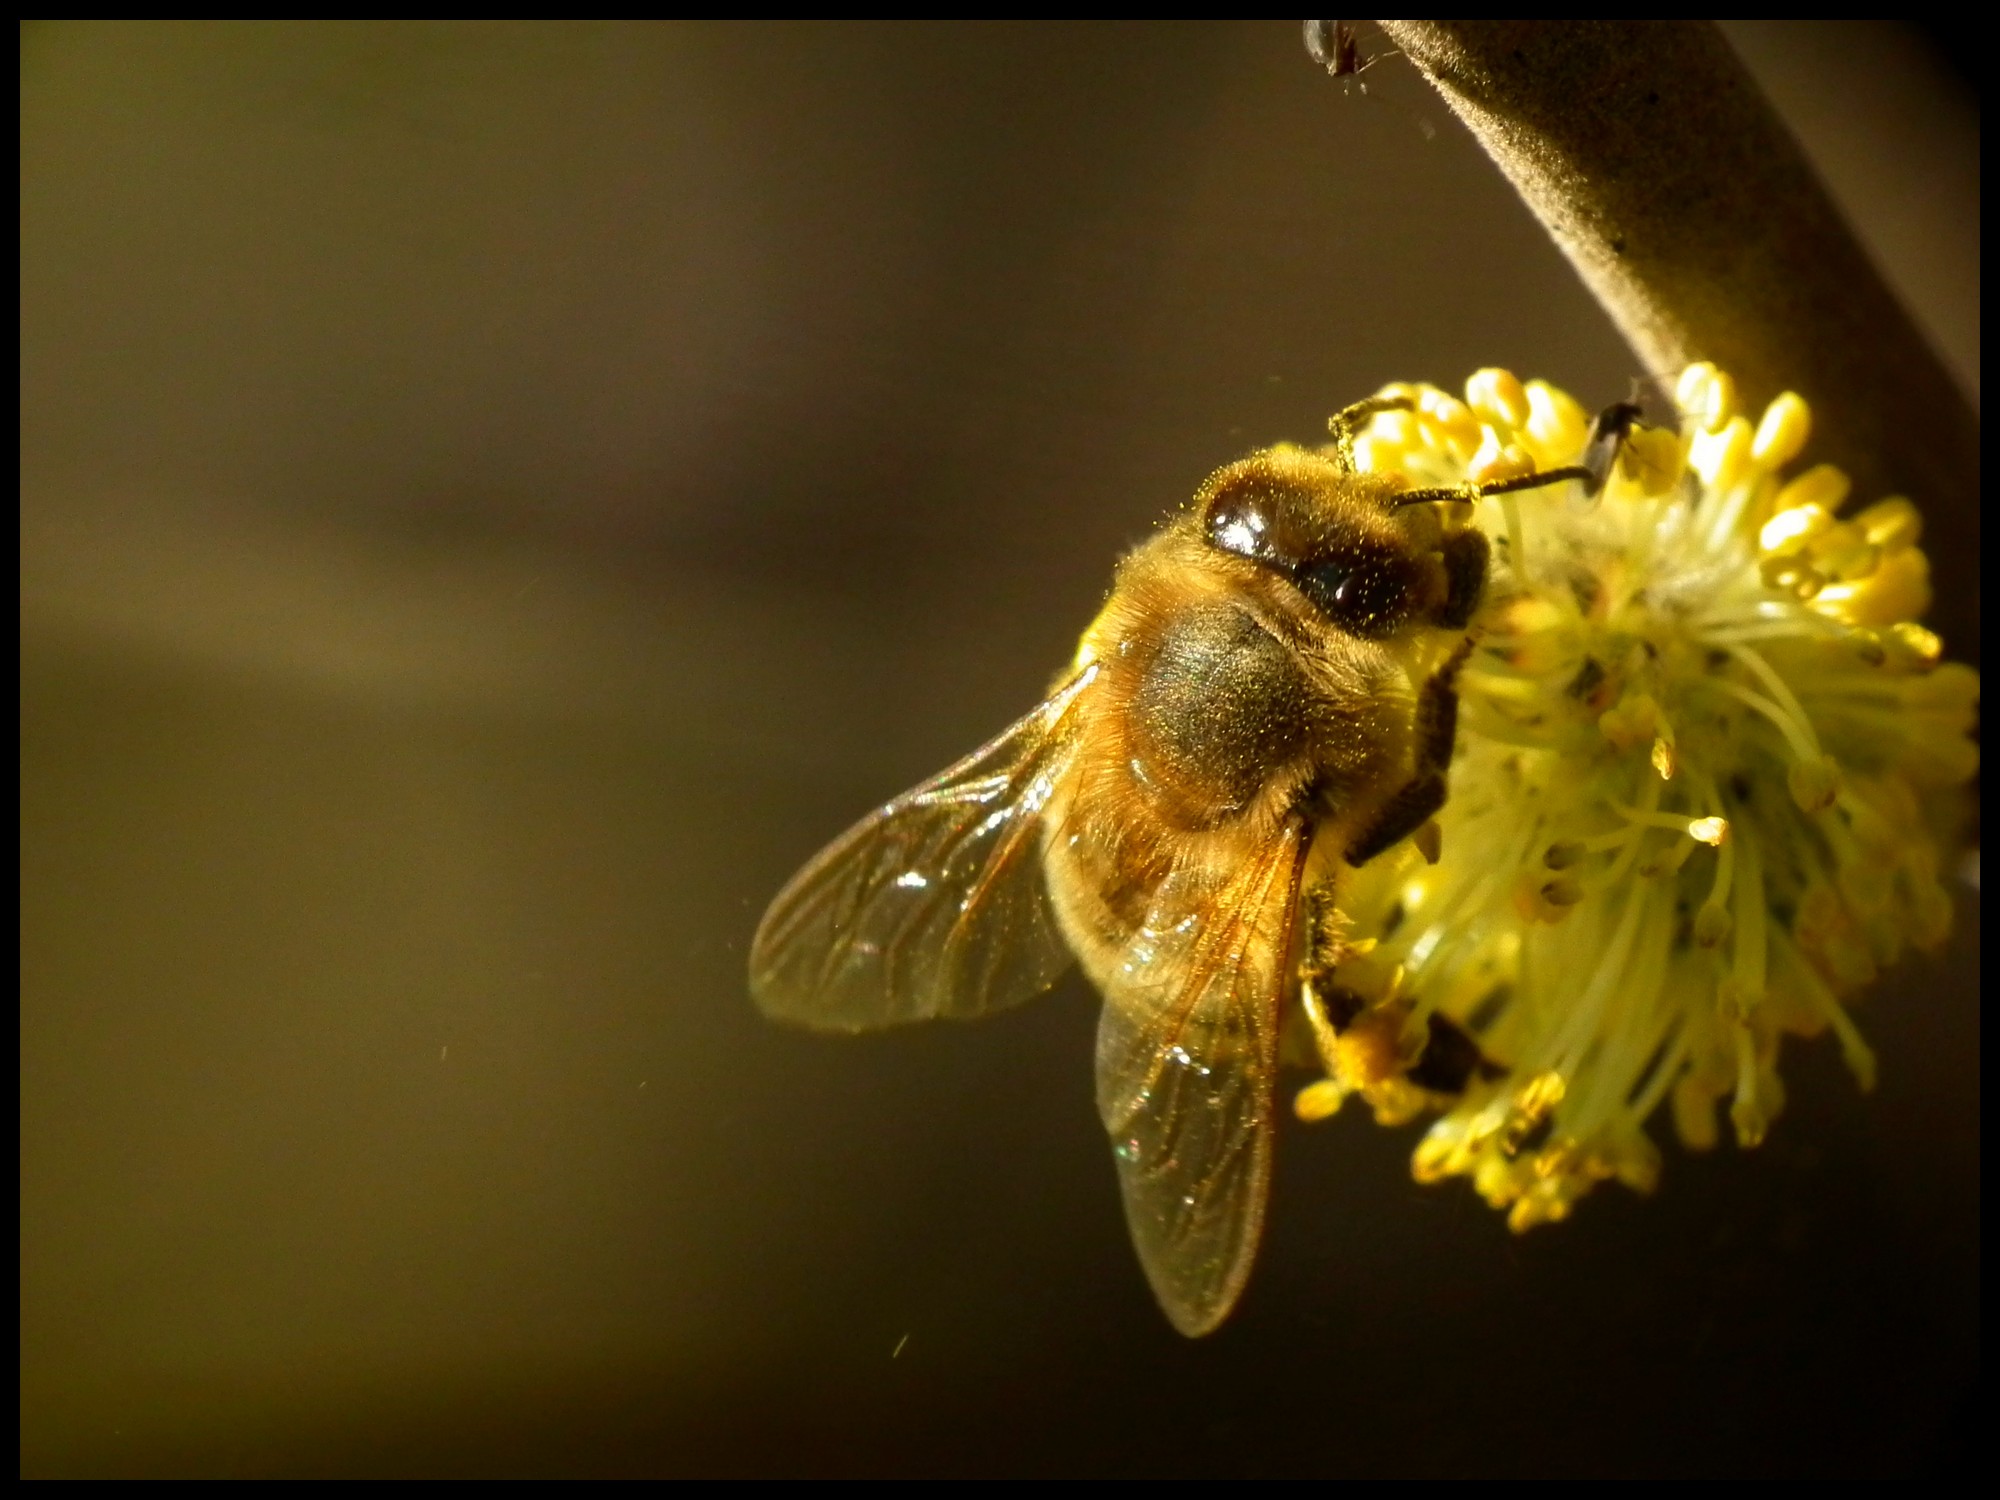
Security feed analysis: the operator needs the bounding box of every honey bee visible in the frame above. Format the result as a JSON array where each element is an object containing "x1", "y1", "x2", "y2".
[{"x1": 750, "y1": 395, "x2": 1593, "y2": 1335}]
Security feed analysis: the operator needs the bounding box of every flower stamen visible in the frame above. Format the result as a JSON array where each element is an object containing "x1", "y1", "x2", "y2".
[{"x1": 1297, "y1": 366, "x2": 1976, "y2": 1230}]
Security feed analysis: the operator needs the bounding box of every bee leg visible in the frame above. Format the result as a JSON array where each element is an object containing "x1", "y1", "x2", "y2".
[
  {"x1": 1299, "y1": 880, "x2": 1352, "y2": 990},
  {"x1": 1406, "y1": 1012, "x2": 1508, "y2": 1095},
  {"x1": 1326, "y1": 395, "x2": 1414, "y2": 473},
  {"x1": 1345, "y1": 774, "x2": 1448, "y2": 867},
  {"x1": 1343, "y1": 639, "x2": 1472, "y2": 867},
  {"x1": 1438, "y1": 529, "x2": 1490, "y2": 631},
  {"x1": 1296, "y1": 879, "x2": 1368, "y2": 1073}
]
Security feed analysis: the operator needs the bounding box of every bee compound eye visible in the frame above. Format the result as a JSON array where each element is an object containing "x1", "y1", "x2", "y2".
[
  {"x1": 1297, "y1": 552, "x2": 1414, "y2": 637},
  {"x1": 1201, "y1": 470, "x2": 1319, "y2": 573},
  {"x1": 1204, "y1": 487, "x2": 1282, "y2": 568}
]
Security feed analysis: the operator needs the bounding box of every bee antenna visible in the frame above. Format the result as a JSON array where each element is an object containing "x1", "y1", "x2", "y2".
[
  {"x1": 1388, "y1": 485, "x2": 1477, "y2": 510},
  {"x1": 1476, "y1": 466, "x2": 1595, "y2": 498}
]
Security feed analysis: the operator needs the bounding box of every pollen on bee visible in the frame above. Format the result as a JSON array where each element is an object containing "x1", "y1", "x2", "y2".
[{"x1": 895, "y1": 870, "x2": 930, "y2": 888}]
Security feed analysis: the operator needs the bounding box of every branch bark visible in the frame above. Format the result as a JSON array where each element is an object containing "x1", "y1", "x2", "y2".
[{"x1": 1377, "y1": 20, "x2": 1977, "y2": 653}]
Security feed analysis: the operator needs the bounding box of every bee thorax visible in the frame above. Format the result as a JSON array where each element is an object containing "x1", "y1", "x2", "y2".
[{"x1": 1124, "y1": 603, "x2": 1311, "y2": 829}]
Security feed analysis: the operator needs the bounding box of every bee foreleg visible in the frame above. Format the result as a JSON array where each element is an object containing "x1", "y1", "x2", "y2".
[{"x1": 1342, "y1": 638, "x2": 1471, "y2": 867}]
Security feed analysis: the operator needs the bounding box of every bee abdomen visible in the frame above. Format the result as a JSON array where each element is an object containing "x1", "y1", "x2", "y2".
[{"x1": 1127, "y1": 604, "x2": 1309, "y2": 829}]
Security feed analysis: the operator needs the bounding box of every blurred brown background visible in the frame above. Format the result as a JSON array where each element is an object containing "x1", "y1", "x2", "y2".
[{"x1": 20, "y1": 21, "x2": 1977, "y2": 1477}]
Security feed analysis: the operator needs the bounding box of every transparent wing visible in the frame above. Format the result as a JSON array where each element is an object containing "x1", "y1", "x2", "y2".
[
  {"x1": 749, "y1": 667, "x2": 1096, "y2": 1031},
  {"x1": 1095, "y1": 816, "x2": 1310, "y2": 1336}
]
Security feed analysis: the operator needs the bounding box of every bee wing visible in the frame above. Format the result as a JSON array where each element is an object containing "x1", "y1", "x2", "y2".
[
  {"x1": 749, "y1": 667, "x2": 1097, "y2": 1031},
  {"x1": 1095, "y1": 816, "x2": 1310, "y2": 1336}
]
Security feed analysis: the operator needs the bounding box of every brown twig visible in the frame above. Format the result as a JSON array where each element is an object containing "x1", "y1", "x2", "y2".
[{"x1": 1375, "y1": 20, "x2": 1978, "y2": 655}]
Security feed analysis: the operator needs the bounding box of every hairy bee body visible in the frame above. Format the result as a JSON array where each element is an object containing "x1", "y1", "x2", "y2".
[
  {"x1": 1042, "y1": 464, "x2": 1458, "y2": 991},
  {"x1": 751, "y1": 398, "x2": 1592, "y2": 1335}
]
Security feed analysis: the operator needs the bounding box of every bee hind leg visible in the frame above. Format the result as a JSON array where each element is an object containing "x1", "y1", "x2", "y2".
[
  {"x1": 1405, "y1": 1013, "x2": 1507, "y2": 1094},
  {"x1": 1295, "y1": 878, "x2": 1368, "y2": 1074}
]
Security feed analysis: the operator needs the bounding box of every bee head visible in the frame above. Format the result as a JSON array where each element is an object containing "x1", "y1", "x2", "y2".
[{"x1": 1196, "y1": 447, "x2": 1487, "y2": 638}]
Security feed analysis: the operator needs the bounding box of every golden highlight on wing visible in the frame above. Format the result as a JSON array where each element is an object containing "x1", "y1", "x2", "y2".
[
  {"x1": 749, "y1": 667, "x2": 1097, "y2": 1031},
  {"x1": 1094, "y1": 817, "x2": 1310, "y2": 1336}
]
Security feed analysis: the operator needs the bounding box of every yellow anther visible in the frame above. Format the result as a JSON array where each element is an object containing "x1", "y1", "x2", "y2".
[
  {"x1": 1294, "y1": 1079, "x2": 1348, "y2": 1123},
  {"x1": 1758, "y1": 503, "x2": 1833, "y2": 555},
  {"x1": 1524, "y1": 379, "x2": 1588, "y2": 465},
  {"x1": 1816, "y1": 546, "x2": 1930, "y2": 627},
  {"x1": 1465, "y1": 367, "x2": 1530, "y2": 431},
  {"x1": 1412, "y1": 1132, "x2": 1461, "y2": 1183},
  {"x1": 1349, "y1": 433, "x2": 1394, "y2": 473},
  {"x1": 1676, "y1": 363, "x2": 1736, "y2": 433},
  {"x1": 1751, "y1": 392, "x2": 1811, "y2": 468},
  {"x1": 1675, "y1": 362, "x2": 1718, "y2": 420},
  {"x1": 1699, "y1": 369, "x2": 1737, "y2": 432},
  {"x1": 1468, "y1": 431, "x2": 1537, "y2": 486},
  {"x1": 1532, "y1": 1138, "x2": 1579, "y2": 1180},
  {"x1": 1492, "y1": 593, "x2": 1564, "y2": 636},
  {"x1": 1518, "y1": 1070, "x2": 1568, "y2": 1116},
  {"x1": 1617, "y1": 424, "x2": 1685, "y2": 496},
  {"x1": 1772, "y1": 462, "x2": 1851, "y2": 517},
  {"x1": 1508, "y1": 1196, "x2": 1572, "y2": 1233},
  {"x1": 1759, "y1": 555, "x2": 1825, "y2": 600},
  {"x1": 1651, "y1": 736, "x2": 1678, "y2": 780},
  {"x1": 1885, "y1": 621, "x2": 1943, "y2": 668},
  {"x1": 1847, "y1": 629, "x2": 1887, "y2": 667},
  {"x1": 1689, "y1": 415, "x2": 1753, "y2": 490},
  {"x1": 1815, "y1": 541, "x2": 1881, "y2": 584},
  {"x1": 1852, "y1": 495, "x2": 1922, "y2": 552},
  {"x1": 1769, "y1": 465, "x2": 1851, "y2": 521},
  {"x1": 1369, "y1": 409, "x2": 1420, "y2": 450},
  {"x1": 1474, "y1": 1154, "x2": 1521, "y2": 1207},
  {"x1": 1417, "y1": 391, "x2": 1481, "y2": 457},
  {"x1": 1686, "y1": 816, "x2": 1730, "y2": 846}
]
